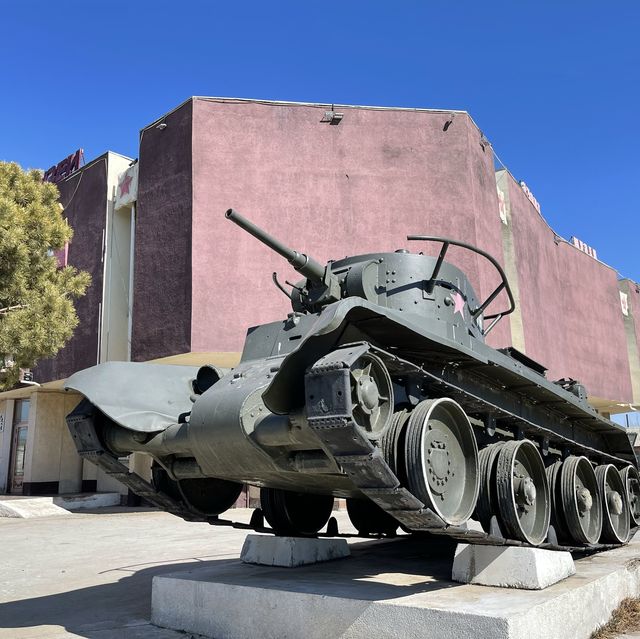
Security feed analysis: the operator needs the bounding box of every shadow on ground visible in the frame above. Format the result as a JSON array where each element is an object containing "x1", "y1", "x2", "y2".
[{"x1": 0, "y1": 535, "x2": 460, "y2": 638}]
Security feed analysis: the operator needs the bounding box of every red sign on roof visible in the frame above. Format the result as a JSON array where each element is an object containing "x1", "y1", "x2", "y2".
[{"x1": 43, "y1": 149, "x2": 84, "y2": 184}]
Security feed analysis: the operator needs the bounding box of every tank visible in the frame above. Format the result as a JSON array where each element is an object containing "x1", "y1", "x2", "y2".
[{"x1": 65, "y1": 209, "x2": 640, "y2": 550}]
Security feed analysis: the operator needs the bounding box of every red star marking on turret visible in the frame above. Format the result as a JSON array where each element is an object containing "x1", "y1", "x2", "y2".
[
  {"x1": 452, "y1": 291, "x2": 466, "y2": 316},
  {"x1": 120, "y1": 173, "x2": 133, "y2": 196}
]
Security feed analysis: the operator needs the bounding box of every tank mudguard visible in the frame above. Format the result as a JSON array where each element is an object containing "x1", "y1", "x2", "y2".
[
  {"x1": 64, "y1": 362, "x2": 202, "y2": 433},
  {"x1": 262, "y1": 297, "x2": 486, "y2": 415},
  {"x1": 261, "y1": 299, "x2": 634, "y2": 462}
]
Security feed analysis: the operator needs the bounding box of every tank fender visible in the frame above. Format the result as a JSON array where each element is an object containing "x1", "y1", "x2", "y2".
[
  {"x1": 64, "y1": 361, "x2": 221, "y2": 433},
  {"x1": 262, "y1": 298, "x2": 487, "y2": 415}
]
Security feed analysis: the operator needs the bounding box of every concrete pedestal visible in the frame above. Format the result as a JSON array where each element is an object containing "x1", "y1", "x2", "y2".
[
  {"x1": 0, "y1": 498, "x2": 69, "y2": 518},
  {"x1": 452, "y1": 543, "x2": 575, "y2": 590},
  {"x1": 151, "y1": 535, "x2": 640, "y2": 639},
  {"x1": 0, "y1": 493, "x2": 120, "y2": 518},
  {"x1": 240, "y1": 534, "x2": 351, "y2": 567}
]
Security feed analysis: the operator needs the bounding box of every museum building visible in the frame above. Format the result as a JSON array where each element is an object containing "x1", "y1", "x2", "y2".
[{"x1": 1, "y1": 97, "x2": 638, "y2": 498}]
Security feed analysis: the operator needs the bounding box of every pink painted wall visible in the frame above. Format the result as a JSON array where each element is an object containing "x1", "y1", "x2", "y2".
[
  {"x1": 190, "y1": 99, "x2": 511, "y2": 353},
  {"x1": 506, "y1": 173, "x2": 632, "y2": 402}
]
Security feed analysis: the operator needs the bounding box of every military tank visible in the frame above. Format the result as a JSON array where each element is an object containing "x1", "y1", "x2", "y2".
[{"x1": 65, "y1": 209, "x2": 640, "y2": 551}]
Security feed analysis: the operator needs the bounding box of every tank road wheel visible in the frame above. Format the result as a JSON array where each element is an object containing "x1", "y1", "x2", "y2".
[
  {"x1": 178, "y1": 478, "x2": 244, "y2": 516},
  {"x1": 151, "y1": 464, "x2": 183, "y2": 502},
  {"x1": 381, "y1": 409, "x2": 411, "y2": 483},
  {"x1": 346, "y1": 498, "x2": 399, "y2": 536},
  {"x1": 546, "y1": 461, "x2": 569, "y2": 541},
  {"x1": 559, "y1": 456, "x2": 602, "y2": 545},
  {"x1": 496, "y1": 440, "x2": 550, "y2": 545},
  {"x1": 152, "y1": 465, "x2": 243, "y2": 517},
  {"x1": 475, "y1": 442, "x2": 505, "y2": 532},
  {"x1": 260, "y1": 487, "x2": 334, "y2": 537},
  {"x1": 620, "y1": 465, "x2": 640, "y2": 527},
  {"x1": 596, "y1": 465, "x2": 630, "y2": 543},
  {"x1": 349, "y1": 353, "x2": 394, "y2": 440},
  {"x1": 404, "y1": 398, "x2": 479, "y2": 526}
]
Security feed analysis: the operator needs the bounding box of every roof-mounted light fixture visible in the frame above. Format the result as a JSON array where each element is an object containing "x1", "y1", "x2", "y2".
[{"x1": 321, "y1": 110, "x2": 343, "y2": 125}]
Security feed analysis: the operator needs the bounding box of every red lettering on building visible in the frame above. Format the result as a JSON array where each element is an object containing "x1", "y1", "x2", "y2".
[{"x1": 43, "y1": 149, "x2": 84, "y2": 184}]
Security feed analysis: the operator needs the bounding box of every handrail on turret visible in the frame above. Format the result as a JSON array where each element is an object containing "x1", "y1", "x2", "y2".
[{"x1": 407, "y1": 235, "x2": 515, "y2": 335}]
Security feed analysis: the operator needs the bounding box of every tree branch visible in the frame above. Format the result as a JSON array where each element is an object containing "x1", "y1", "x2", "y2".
[{"x1": 0, "y1": 304, "x2": 27, "y2": 315}]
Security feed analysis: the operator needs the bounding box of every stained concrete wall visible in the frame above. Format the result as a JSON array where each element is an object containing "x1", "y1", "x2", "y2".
[
  {"x1": 13, "y1": 391, "x2": 126, "y2": 495},
  {"x1": 188, "y1": 98, "x2": 511, "y2": 354},
  {"x1": 131, "y1": 101, "x2": 193, "y2": 362},
  {"x1": 101, "y1": 154, "x2": 135, "y2": 362},
  {"x1": 22, "y1": 392, "x2": 83, "y2": 494},
  {"x1": 503, "y1": 171, "x2": 632, "y2": 403},
  {"x1": 628, "y1": 284, "x2": 640, "y2": 370},
  {"x1": 0, "y1": 400, "x2": 15, "y2": 493},
  {"x1": 620, "y1": 280, "x2": 640, "y2": 405},
  {"x1": 35, "y1": 156, "x2": 109, "y2": 383},
  {"x1": 496, "y1": 170, "x2": 526, "y2": 353}
]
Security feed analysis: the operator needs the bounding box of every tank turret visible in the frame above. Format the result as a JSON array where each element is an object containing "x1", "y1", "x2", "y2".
[{"x1": 227, "y1": 208, "x2": 515, "y2": 342}]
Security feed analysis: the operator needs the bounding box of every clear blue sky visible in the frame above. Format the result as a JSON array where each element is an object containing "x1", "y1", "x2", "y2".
[{"x1": 1, "y1": 1, "x2": 638, "y2": 280}]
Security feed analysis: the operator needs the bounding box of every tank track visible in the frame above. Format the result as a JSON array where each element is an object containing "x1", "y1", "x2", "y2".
[
  {"x1": 67, "y1": 401, "x2": 210, "y2": 523},
  {"x1": 304, "y1": 342, "x2": 636, "y2": 552},
  {"x1": 68, "y1": 401, "x2": 293, "y2": 532}
]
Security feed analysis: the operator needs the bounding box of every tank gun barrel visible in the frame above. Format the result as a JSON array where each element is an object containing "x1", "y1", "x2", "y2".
[{"x1": 225, "y1": 208, "x2": 326, "y2": 282}]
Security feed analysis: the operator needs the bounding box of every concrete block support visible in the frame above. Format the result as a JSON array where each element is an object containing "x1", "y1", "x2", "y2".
[
  {"x1": 452, "y1": 543, "x2": 575, "y2": 589},
  {"x1": 240, "y1": 534, "x2": 350, "y2": 567}
]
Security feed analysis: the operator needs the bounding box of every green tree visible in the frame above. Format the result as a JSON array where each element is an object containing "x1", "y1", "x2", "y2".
[{"x1": 0, "y1": 161, "x2": 90, "y2": 390}]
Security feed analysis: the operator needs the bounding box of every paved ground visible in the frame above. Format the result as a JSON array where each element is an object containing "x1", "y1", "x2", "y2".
[
  {"x1": 0, "y1": 507, "x2": 363, "y2": 639},
  {"x1": 0, "y1": 507, "x2": 262, "y2": 638},
  {"x1": 0, "y1": 506, "x2": 637, "y2": 639}
]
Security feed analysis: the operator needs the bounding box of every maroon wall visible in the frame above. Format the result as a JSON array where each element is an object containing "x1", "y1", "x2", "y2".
[
  {"x1": 189, "y1": 99, "x2": 511, "y2": 353},
  {"x1": 35, "y1": 157, "x2": 107, "y2": 382},
  {"x1": 506, "y1": 172, "x2": 632, "y2": 402},
  {"x1": 131, "y1": 100, "x2": 193, "y2": 362}
]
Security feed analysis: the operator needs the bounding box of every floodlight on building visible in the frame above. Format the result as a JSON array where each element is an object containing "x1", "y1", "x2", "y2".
[{"x1": 321, "y1": 111, "x2": 343, "y2": 125}]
